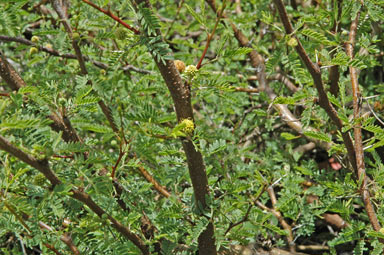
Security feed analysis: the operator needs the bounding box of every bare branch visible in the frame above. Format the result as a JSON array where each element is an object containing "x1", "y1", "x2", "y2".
[{"x1": 345, "y1": 9, "x2": 382, "y2": 235}]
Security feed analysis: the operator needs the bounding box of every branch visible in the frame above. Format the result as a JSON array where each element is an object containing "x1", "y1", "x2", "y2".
[
  {"x1": 233, "y1": 87, "x2": 259, "y2": 93},
  {"x1": 0, "y1": 135, "x2": 149, "y2": 254},
  {"x1": 130, "y1": 0, "x2": 216, "y2": 253},
  {"x1": 196, "y1": 0, "x2": 226, "y2": 69},
  {"x1": 267, "y1": 186, "x2": 295, "y2": 252},
  {"x1": 272, "y1": 0, "x2": 357, "y2": 174},
  {"x1": 268, "y1": 72, "x2": 299, "y2": 93},
  {"x1": 0, "y1": 35, "x2": 152, "y2": 74},
  {"x1": 51, "y1": 1, "x2": 119, "y2": 134},
  {"x1": 0, "y1": 48, "x2": 82, "y2": 143},
  {"x1": 137, "y1": 164, "x2": 172, "y2": 198},
  {"x1": 81, "y1": 0, "x2": 140, "y2": 35},
  {"x1": 0, "y1": 51, "x2": 26, "y2": 90},
  {"x1": 329, "y1": 0, "x2": 343, "y2": 97},
  {"x1": 205, "y1": 0, "x2": 268, "y2": 91},
  {"x1": 345, "y1": 10, "x2": 382, "y2": 234},
  {"x1": 52, "y1": 0, "x2": 86, "y2": 75},
  {"x1": 205, "y1": 0, "x2": 331, "y2": 151}
]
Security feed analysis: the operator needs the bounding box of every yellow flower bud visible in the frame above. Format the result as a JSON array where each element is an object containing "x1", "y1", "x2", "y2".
[
  {"x1": 31, "y1": 36, "x2": 39, "y2": 43},
  {"x1": 287, "y1": 37, "x2": 298, "y2": 47},
  {"x1": 29, "y1": 47, "x2": 38, "y2": 55}
]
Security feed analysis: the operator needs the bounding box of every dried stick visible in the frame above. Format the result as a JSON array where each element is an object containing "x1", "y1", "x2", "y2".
[
  {"x1": 0, "y1": 135, "x2": 149, "y2": 254},
  {"x1": 345, "y1": 10, "x2": 382, "y2": 234},
  {"x1": 233, "y1": 87, "x2": 259, "y2": 93}
]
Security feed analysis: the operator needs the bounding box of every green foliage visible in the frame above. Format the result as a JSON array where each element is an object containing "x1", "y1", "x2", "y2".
[{"x1": 0, "y1": 0, "x2": 384, "y2": 254}]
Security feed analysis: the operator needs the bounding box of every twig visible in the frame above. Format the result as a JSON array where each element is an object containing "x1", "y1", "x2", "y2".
[
  {"x1": 43, "y1": 243, "x2": 63, "y2": 255},
  {"x1": 224, "y1": 184, "x2": 267, "y2": 235},
  {"x1": 164, "y1": 0, "x2": 185, "y2": 38},
  {"x1": 345, "y1": 8, "x2": 383, "y2": 235},
  {"x1": 81, "y1": 0, "x2": 140, "y2": 34},
  {"x1": 111, "y1": 143, "x2": 125, "y2": 179},
  {"x1": 3, "y1": 201, "x2": 32, "y2": 234},
  {"x1": 136, "y1": 162, "x2": 172, "y2": 198},
  {"x1": 60, "y1": 233, "x2": 80, "y2": 255},
  {"x1": 266, "y1": 186, "x2": 295, "y2": 252},
  {"x1": 196, "y1": 0, "x2": 226, "y2": 70},
  {"x1": 269, "y1": 72, "x2": 299, "y2": 93}
]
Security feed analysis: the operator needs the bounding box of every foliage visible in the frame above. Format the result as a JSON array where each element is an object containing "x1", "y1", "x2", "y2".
[{"x1": 0, "y1": 0, "x2": 384, "y2": 254}]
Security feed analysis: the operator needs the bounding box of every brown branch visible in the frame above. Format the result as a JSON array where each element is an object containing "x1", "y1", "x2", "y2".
[
  {"x1": 0, "y1": 49, "x2": 81, "y2": 143},
  {"x1": 3, "y1": 201, "x2": 32, "y2": 234},
  {"x1": 268, "y1": 72, "x2": 299, "y2": 93},
  {"x1": 0, "y1": 51, "x2": 26, "y2": 90},
  {"x1": 129, "y1": 0, "x2": 216, "y2": 253},
  {"x1": 4, "y1": 201, "x2": 79, "y2": 254},
  {"x1": 224, "y1": 184, "x2": 267, "y2": 235},
  {"x1": 345, "y1": 10, "x2": 382, "y2": 235},
  {"x1": 206, "y1": 0, "x2": 267, "y2": 90},
  {"x1": 52, "y1": 0, "x2": 86, "y2": 75},
  {"x1": 111, "y1": 143, "x2": 125, "y2": 179},
  {"x1": 329, "y1": 0, "x2": 343, "y2": 96},
  {"x1": 0, "y1": 35, "x2": 153, "y2": 74},
  {"x1": 137, "y1": 165, "x2": 172, "y2": 198},
  {"x1": 39, "y1": 221, "x2": 80, "y2": 255},
  {"x1": 51, "y1": 1, "x2": 119, "y2": 134},
  {"x1": 272, "y1": 0, "x2": 357, "y2": 174},
  {"x1": 0, "y1": 135, "x2": 149, "y2": 254},
  {"x1": 196, "y1": 0, "x2": 226, "y2": 69},
  {"x1": 60, "y1": 233, "x2": 80, "y2": 255},
  {"x1": 81, "y1": 0, "x2": 140, "y2": 34},
  {"x1": 267, "y1": 186, "x2": 295, "y2": 252},
  {"x1": 43, "y1": 243, "x2": 63, "y2": 255},
  {"x1": 0, "y1": 35, "x2": 107, "y2": 69}
]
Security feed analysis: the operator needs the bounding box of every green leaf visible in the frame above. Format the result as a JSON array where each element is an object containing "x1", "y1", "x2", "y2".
[
  {"x1": 303, "y1": 131, "x2": 331, "y2": 143},
  {"x1": 185, "y1": 4, "x2": 206, "y2": 28},
  {"x1": 281, "y1": 132, "x2": 300, "y2": 140}
]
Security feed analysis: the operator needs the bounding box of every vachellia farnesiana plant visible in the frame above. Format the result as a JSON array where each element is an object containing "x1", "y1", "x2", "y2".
[{"x1": 0, "y1": 0, "x2": 384, "y2": 254}]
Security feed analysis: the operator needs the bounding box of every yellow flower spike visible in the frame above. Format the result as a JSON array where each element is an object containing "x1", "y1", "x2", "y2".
[{"x1": 180, "y1": 118, "x2": 195, "y2": 135}]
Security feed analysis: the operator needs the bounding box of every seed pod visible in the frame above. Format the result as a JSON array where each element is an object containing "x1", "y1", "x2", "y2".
[{"x1": 174, "y1": 60, "x2": 186, "y2": 73}]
